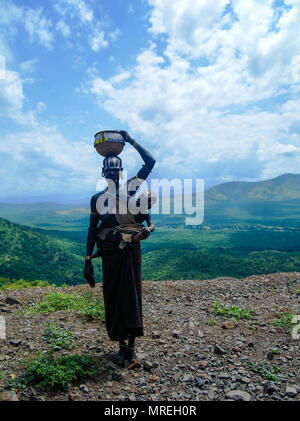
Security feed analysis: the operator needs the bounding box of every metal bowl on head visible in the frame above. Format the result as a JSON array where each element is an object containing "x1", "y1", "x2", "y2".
[{"x1": 94, "y1": 130, "x2": 125, "y2": 157}]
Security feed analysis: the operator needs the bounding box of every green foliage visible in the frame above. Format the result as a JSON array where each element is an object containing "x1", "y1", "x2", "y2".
[
  {"x1": 9, "y1": 352, "x2": 102, "y2": 392},
  {"x1": 142, "y1": 246, "x2": 300, "y2": 281},
  {"x1": 213, "y1": 301, "x2": 255, "y2": 321},
  {"x1": 272, "y1": 311, "x2": 295, "y2": 332},
  {"x1": 1, "y1": 199, "x2": 300, "y2": 287},
  {"x1": 0, "y1": 277, "x2": 54, "y2": 290},
  {"x1": 26, "y1": 291, "x2": 105, "y2": 320},
  {"x1": 207, "y1": 319, "x2": 216, "y2": 326},
  {"x1": 42, "y1": 323, "x2": 74, "y2": 352},
  {"x1": 249, "y1": 361, "x2": 281, "y2": 382},
  {"x1": 296, "y1": 289, "x2": 300, "y2": 295},
  {"x1": 0, "y1": 218, "x2": 99, "y2": 286}
]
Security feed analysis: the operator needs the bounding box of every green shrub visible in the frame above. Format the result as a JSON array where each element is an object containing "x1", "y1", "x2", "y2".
[
  {"x1": 207, "y1": 319, "x2": 216, "y2": 326},
  {"x1": 272, "y1": 311, "x2": 295, "y2": 332},
  {"x1": 213, "y1": 301, "x2": 255, "y2": 321},
  {"x1": 9, "y1": 352, "x2": 102, "y2": 392},
  {"x1": 249, "y1": 361, "x2": 281, "y2": 382},
  {"x1": 25, "y1": 291, "x2": 105, "y2": 320},
  {"x1": 42, "y1": 323, "x2": 74, "y2": 351}
]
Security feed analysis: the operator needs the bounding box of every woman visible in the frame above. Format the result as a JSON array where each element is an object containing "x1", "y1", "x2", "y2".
[{"x1": 84, "y1": 131, "x2": 156, "y2": 367}]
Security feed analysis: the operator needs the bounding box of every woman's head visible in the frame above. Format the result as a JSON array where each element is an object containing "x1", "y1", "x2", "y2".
[{"x1": 102, "y1": 155, "x2": 123, "y2": 181}]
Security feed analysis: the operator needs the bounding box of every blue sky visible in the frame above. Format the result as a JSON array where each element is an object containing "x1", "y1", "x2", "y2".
[{"x1": 0, "y1": 0, "x2": 300, "y2": 201}]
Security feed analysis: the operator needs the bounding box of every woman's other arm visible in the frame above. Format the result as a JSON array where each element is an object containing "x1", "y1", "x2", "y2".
[{"x1": 120, "y1": 131, "x2": 156, "y2": 196}]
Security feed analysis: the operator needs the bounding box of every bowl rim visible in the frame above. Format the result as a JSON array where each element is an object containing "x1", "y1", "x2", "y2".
[{"x1": 94, "y1": 130, "x2": 124, "y2": 138}]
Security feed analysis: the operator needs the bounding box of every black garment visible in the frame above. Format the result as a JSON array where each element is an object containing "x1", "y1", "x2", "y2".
[
  {"x1": 85, "y1": 140, "x2": 155, "y2": 341},
  {"x1": 101, "y1": 242, "x2": 143, "y2": 341}
]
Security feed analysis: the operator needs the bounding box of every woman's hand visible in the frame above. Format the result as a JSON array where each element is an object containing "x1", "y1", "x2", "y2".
[
  {"x1": 84, "y1": 260, "x2": 95, "y2": 288},
  {"x1": 132, "y1": 227, "x2": 151, "y2": 242},
  {"x1": 120, "y1": 130, "x2": 135, "y2": 145},
  {"x1": 148, "y1": 223, "x2": 155, "y2": 233}
]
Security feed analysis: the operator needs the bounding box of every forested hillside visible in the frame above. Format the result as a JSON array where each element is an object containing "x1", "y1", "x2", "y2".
[{"x1": 0, "y1": 218, "x2": 92, "y2": 286}]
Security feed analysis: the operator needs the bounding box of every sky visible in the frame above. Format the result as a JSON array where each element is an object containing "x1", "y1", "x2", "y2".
[{"x1": 0, "y1": 0, "x2": 300, "y2": 202}]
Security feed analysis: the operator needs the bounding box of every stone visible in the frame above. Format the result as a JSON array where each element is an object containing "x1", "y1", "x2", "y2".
[
  {"x1": 79, "y1": 385, "x2": 89, "y2": 393},
  {"x1": 264, "y1": 381, "x2": 277, "y2": 395},
  {"x1": 143, "y1": 360, "x2": 153, "y2": 371},
  {"x1": 183, "y1": 374, "x2": 194, "y2": 383},
  {"x1": 172, "y1": 330, "x2": 181, "y2": 338},
  {"x1": 195, "y1": 378, "x2": 206, "y2": 388},
  {"x1": 152, "y1": 331, "x2": 160, "y2": 339},
  {"x1": 219, "y1": 372, "x2": 231, "y2": 380},
  {"x1": 0, "y1": 391, "x2": 18, "y2": 401},
  {"x1": 27, "y1": 343, "x2": 35, "y2": 351},
  {"x1": 0, "y1": 307, "x2": 11, "y2": 313},
  {"x1": 285, "y1": 386, "x2": 297, "y2": 397},
  {"x1": 10, "y1": 339, "x2": 22, "y2": 346},
  {"x1": 6, "y1": 296, "x2": 21, "y2": 305},
  {"x1": 232, "y1": 347, "x2": 243, "y2": 353},
  {"x1": 213, "y1": 344, "x2": 227, "y2": 355},
  {"x1": 222, "y1": 321, "x2": 236, "y2": 329},
  {"x1": 226, "y1": 390, "x2": 251, "y2": 401},
  {"x1": 112, "y1": 371, "x2": 125, "y2": 381}
]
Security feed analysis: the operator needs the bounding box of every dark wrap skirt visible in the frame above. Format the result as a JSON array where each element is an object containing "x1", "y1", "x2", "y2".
[{"x1": 100, "y1": 241, "x2": 144, "y2": 341}]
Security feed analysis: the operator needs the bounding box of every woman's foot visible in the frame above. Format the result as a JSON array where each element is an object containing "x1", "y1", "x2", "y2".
[
  {"x1": 126, "y1": 346, "x2": 141, "y2": 369},
  {"x1": 112, "y1": 344, "x2": 127, "y2": 367}
]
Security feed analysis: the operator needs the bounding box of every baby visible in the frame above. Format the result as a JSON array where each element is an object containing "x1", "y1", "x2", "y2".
[{"x1": 93, "y1": 190, "x2": 157, "y2": 255}]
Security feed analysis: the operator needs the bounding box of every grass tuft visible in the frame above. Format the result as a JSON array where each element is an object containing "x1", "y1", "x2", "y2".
[
  {"x1": 213, "y1": 301, "x2": 255, "y2": 321},
  {"x1": 249, "y1": 361, "x2": 281, "y2": 382},
  {"x1": 9, "y1": 352, "x2": 102, "y2": 392},
  {"x1": 42, "y1": 323, "x2": 74, "y2": 352},
  {"x1": 25, "y1": 291, "x2": 105, "y2": 320},
  {"x1": 272, "y1": 311, "x2": 295, "y2": 332}
]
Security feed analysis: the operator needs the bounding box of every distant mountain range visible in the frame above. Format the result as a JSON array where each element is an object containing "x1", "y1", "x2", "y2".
[
  {"x1": 205, "y1": 174, "x2": 300, "y2": 202},
  {"x1": 0, "y1": 173, "x2": 299, "y2": 229}
]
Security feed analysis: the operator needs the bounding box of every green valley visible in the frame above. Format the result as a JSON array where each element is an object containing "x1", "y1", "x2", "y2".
[{"x1": 0, "y1": 173, "x2": 299, "y2": 287}]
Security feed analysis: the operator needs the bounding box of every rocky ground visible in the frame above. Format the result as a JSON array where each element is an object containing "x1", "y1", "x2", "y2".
[{"x1": 0, "y1": 272, "x2": 299, "y2": 402}]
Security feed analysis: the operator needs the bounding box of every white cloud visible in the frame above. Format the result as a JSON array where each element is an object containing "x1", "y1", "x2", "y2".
[
  {"x1": 90, "y1": 29, "x2": 108, "y2": 52},
  {"x1": 0, "y1": 125, "x2": 99, "y2": 196},
  {"x1": 87, "y1": 0, "x2": 300, "y2": 182},
  {"x1": 56, "y1": 0, "x2": 94, "y2": 24},
  {"x1": 36, "y1": 101, "x2": 47, "y2": 113},
  {"x1": 24, "y1": 8, "x2": 54, "y2": 50},
  {"x1": 109, "y1": 28, "x2": 121, "y2": 42},
  {"x1": 0, "y1": 69, "x2": 24, "y2": 117},
  {"x1": 20, "y1": 59, "x2": 38, "y2": 73},
  {"x1": 56, "y1": 20, "x2": 71, "y2": 38}
]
